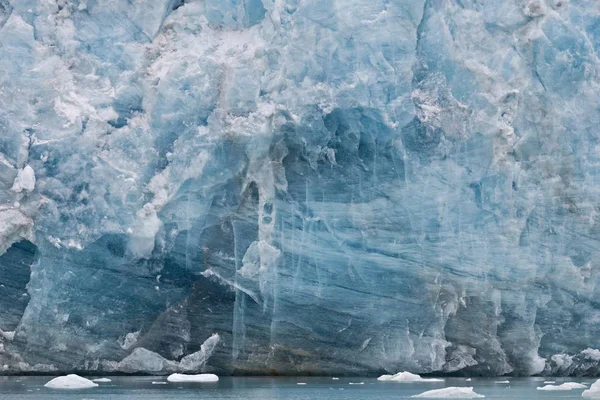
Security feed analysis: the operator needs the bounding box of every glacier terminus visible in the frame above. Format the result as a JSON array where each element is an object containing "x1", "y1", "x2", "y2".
[{"x1": 1, "y1": 0, "x2": 600, "y2": 377}]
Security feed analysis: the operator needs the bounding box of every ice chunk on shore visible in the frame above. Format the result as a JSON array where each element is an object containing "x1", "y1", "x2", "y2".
[
  {"x1": 538, "y1": 382, "x2": 586, "y2": 391},
  {"x1": 583, "y1": 379, "x2": 600, "y2": 397},
  {"x1": 92, "y1": 378, "x2": 112, "y2": 383},
  {"x1": 379, "y1": 372, "x2": 444, "y2": 382},
  {"x1": 44, "y1": 374, "x2": 98, "y2": 389},
  {"x1": 412, "y1": 387, "x2": 485, "y2": 398},
  {"x1": 166, "y1": 373, "x2": 219, "y2": 383}
]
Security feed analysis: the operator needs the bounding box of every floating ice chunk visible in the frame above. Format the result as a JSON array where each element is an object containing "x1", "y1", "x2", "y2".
[
  {"x1": 544, "y1": 381, "x2": 556, "y2": 384},
  {"x1": 166, "y1": 373, "x2": 219, "y2": 383},
  {"x1": 349, "y1": 382, "x2": 364, "y2": 385},
  {"x1": 412, "y1": 387, "x2": 485, "y2": 398},
  {"x1": 494, "y1": 380, "x2": 510, "y2": 384},
  {"x1": 582, "y1": 379, "x2": 600, "y2": 397},
  {"x1": 44, "y1": 374, "x2": 98, "y2": 389},
  {"x1": 379, "y1": 371, "x2": 444, "y2": 383},
  {"x1": 537, "y1": 382, "x2": 587, "y2": 391},
  {"x1": 332, "y1": 377, "x2": 340, "y2": 380},
  {"x1": 152, "y1": 381, "x2": 167, "y2": 385},
  {"x1": 465, "y1": 379, "x2": 472, "y2": 382},
  {"x1": 92, "y1": 378, "x2": 111, "y2": 383},
  {"x1": 297, "y1": 382, "x2": 307, "y2": 385},
  {"x1": 11, "y1": 165, "x2": 35, "y2": 193}
]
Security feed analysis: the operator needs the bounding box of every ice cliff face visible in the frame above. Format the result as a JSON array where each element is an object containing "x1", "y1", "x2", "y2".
[{"x1": 1, "y1": 0, "x2": 600, "y2": 376}]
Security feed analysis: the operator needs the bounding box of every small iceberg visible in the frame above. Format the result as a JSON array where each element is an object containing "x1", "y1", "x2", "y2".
[
  {"x1": 166, "y1": 373, "x2": 219, "y2": 383},
  {"x1": 349, "y1": 382, "x2": 364, "y2": 385},
  {"x1": 494, "y1": 380, "x2": 510, "y2": 384},
  {"x1": 583, "y1": 379, "x2": 600, "y2": 397},
  {"x1": 465, "y1": 379, "x2": 472, "y2": 382},
  {"x1": 92, "y1": 378, "x2": 112, "y2": 383},
  {"x1": 412, "y1": 387, "x2": 485, "y2": 398},
  {"x1": 44, "y1": 374, "x2": 99, "y2": 389},
  {"x1": 332, "y1": 377, "x2": 340, "y2": 380},
  {"x1": 542, "y1": 382, "x2": 586, "y2": 391},
  {"x1": 152, "y1": 381, "x2": 167, "y2": 385},
  {"x1": 537, "y1": 382, "x2": 587, "y2": 391},
  {"x1": 543, "y1": 381, "x2": 556, "y2": 384},
  {"x1": 297, "y1": 382, "x2": 307, "y2": 385},
  {"x1": 378, "y1": 371, "x2": 443, "y2": 383}
]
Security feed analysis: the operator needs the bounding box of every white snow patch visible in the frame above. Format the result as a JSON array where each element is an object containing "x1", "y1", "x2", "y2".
[
  {"x1": 166, "y1": 373, "x2": 219, "y2": 383},
  {"x1": 44, "y1": 374, "x2": 98, "y2": 389},
  {"x1": 412, "y1": 387, "x2": 484, "y2": 398},
  {"x1": 378, "y1": 372, "x2": 444, "y2": 383},
  {"x1": 537, "y1": 382, "x2": 587, "y2": 391}
]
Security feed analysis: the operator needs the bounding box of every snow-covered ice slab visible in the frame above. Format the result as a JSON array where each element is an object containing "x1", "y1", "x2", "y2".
[
  {"x1": 166, "y1": 373, "x2": 219, "y2": 383},
  {"x1": 378, "y1": 372, "x2": 443, "y2": 382},
  {"x1": 412, "y1": 387, "x2": 484, "y2": 398},
  {"x1": 537, "y1": 382, "x2": 586, "y2": 391},
  {"x1": 44, "y1": 374, "x2": 98, "y2": 389}
]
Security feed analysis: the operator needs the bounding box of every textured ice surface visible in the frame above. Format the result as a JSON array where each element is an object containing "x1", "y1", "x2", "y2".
[
  {"x1": 2, "y1": 0, "x2": 600, "y2": 376},
  {"x1": 583, "y1": 380, "x2": 600, "y2": 397},
  {"x1": 537, "y1": 382, "x2": 587, "y2": 390}
]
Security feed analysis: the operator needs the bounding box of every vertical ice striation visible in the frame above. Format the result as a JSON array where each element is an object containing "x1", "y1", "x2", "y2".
[{"x1": 0, "y1": 0, "x2": 600, "y2": 376}]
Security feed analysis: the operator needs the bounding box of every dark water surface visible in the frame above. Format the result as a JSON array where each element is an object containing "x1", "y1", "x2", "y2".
[{"x1": 0, "y1": 376, "x2": 594, "y2": 399}]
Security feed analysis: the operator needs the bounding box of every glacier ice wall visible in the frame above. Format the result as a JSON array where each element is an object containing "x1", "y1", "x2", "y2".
[{"x1": 1, "y1": 0, "x2": 600, "y2": 376}]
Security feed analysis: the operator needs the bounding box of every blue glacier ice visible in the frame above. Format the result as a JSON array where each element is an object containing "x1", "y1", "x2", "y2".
[{"x1": 1, "y1": 0, "x2": 600, "y2": 376}]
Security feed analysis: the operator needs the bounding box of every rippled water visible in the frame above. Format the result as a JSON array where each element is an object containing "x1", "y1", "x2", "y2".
[{"x1": 0, "y1": 376, "x2": 594, "y2": 399}]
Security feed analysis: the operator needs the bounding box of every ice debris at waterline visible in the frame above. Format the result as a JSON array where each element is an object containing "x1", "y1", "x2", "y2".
[
  {"x1": 412, "y1": 387, "x2": 484, "y2": 399},
  {"x1": 92, "y1": 378, "x2": 112, "y2": 383},
  {"x1": 3, "y1": 0, "x2": 600, "y2": 378},
  {"x1": 378, "y1": 372, "x2": 444, "y2": 382},
  {"x1": 166, "y1": 373, "x2": 219, "y2": 383},
  {"x1": 583, "y1": 380, "x2": 600, "y2": 397},
  {"x1": 537, "y1": 382, "x2": 587, "y2": 391},
  {"x1": 44, "y1": 375, "x2": 98, "y2": 389}
]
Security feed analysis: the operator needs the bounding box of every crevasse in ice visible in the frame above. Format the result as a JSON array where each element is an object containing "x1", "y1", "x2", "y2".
[{"x1": 1, "y1": 0, "x2": 600, "y2": 376}]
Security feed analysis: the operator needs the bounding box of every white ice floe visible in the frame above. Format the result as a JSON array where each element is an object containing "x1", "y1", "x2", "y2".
[
  {"x1": 332, "y1": 377, "x2": 339, "y2": 380},
  {"x1": 544, "y1": 381, "x2": 556, "y2": 384},
  {"x1": 166, "y1": 373, "x2": 219, "y2": 383},
  {"x1": 297, "y1": 382, "x2": 307, "y2": 385},
  {"x1": 152, "y1": 381, "x2": 167, "y2": 385},
  {"x1": 378, "y1": 371, "x2": 443, "y2": 383},
  {"x1": 494, "y1": 380, "x2": 510, "y2": 384},
  {"x1": 44, "y1": 374, "x2": 98, "y2": 389},
  {"x1": 537, "y1": 382, "x2": 586, "y2": 391},
  {"x1": 92, "y1": 378, "x2": 112, "y2": 383},
  {"x1": 583, "y1": 379, "x2": 600, "y2": 397},
  {"x1": 349, "y1": 382, "x2": 364, "y2": 385},
  {"x1": 412, "y1": 387, "x2": 485, "y2": 398}
]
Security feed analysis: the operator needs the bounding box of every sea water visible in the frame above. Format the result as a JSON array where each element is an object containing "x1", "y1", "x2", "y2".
[{"x1": 0, "y1": 376, "x2": 594, "y2": 399}]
